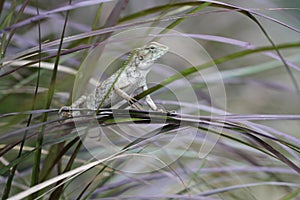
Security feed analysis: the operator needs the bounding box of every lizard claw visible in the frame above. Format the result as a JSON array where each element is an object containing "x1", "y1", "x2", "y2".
[
  {"x1": 128, "y1": 96, "x2": 138, "y2": 105},
  {"x1": 128, "y1": 97, "x2": 144, "y2": 110}
]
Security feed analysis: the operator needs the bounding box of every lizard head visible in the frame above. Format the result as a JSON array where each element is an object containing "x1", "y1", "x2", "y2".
[{"x1": 133, "y1": 42, "x2": 168, "y2": 70}]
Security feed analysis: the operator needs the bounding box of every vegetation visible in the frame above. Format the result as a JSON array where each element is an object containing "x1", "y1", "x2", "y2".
[{"x1": 0, "y1": 0, "x2": 300, "y2": 199}]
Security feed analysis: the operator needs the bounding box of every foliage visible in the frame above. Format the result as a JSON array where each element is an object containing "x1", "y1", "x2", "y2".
[{"x1": 0, "y1": 0, "x2": 300, "y2": 199}]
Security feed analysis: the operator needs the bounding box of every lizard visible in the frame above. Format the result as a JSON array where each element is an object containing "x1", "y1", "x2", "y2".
[{"x1": 59, "y1": 41, "x2": 169, "y2": 119}]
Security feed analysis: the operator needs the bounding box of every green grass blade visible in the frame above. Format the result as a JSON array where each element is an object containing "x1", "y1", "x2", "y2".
[
  {"x1": 29, "y1": 1, "x2": 72, "y2": 198},
  {"x1": 133, "y1": 42, "x2": 300, "y2": 101}
]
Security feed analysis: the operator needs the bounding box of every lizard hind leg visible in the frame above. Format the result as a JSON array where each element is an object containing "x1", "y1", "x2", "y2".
[
  {"x1": 58, "y1": 95, "x2": 87, "y2": 121},
  {"x1": 58, "y1": 106, "x2": 73, "y2": 119}
]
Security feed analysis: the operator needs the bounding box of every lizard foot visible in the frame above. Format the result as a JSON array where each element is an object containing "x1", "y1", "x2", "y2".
[
  {"x1": 58, "y1": 106, "x2": 73, "y2": 121},
  {"x1": 128, "y1": 97, "x2": 144, "y2": 110}
]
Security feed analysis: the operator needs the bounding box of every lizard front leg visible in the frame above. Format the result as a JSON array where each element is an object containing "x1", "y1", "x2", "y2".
[
  {"x1": 142, "y1": 85, "x2": 164, "y2": 111},
  {"x1": 113, "y1": 86, "x2": 144, "y2": 110}
]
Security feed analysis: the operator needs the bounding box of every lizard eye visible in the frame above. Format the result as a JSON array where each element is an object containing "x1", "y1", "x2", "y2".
[
  {"x1": 149, "y1": 46, "x2": 156, "y2": 50},
  {"x1": 138, "y1": 56, "x2": 144, "y2": 61}
]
